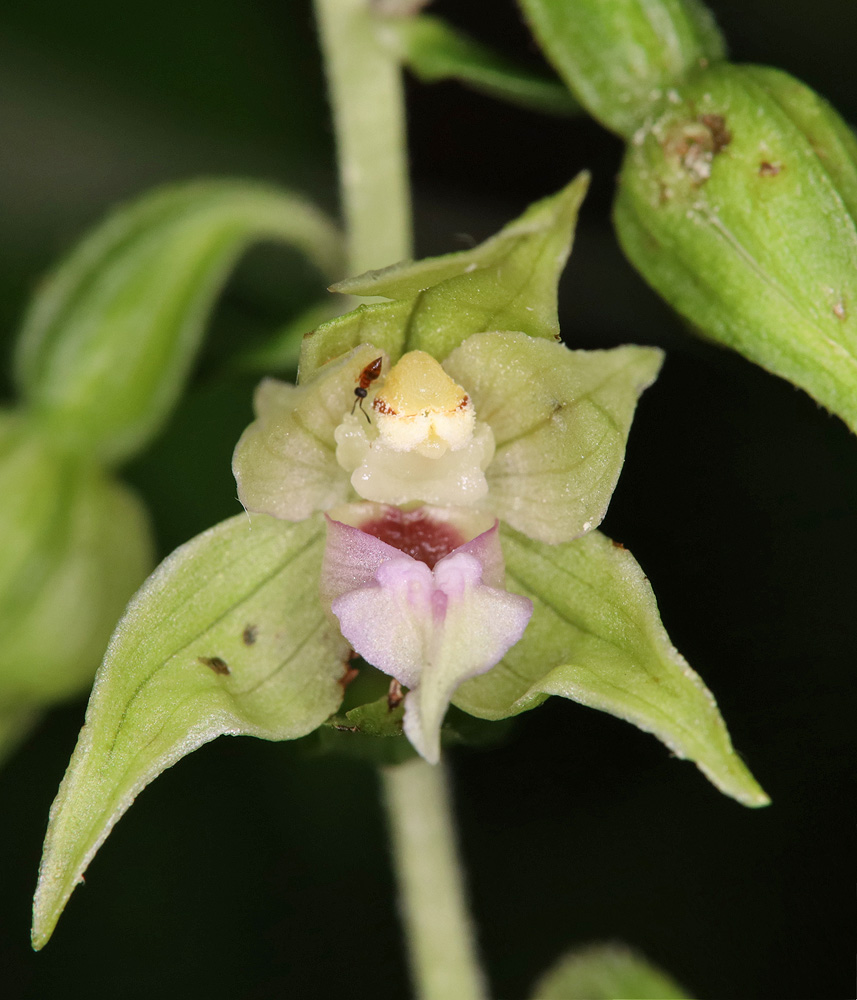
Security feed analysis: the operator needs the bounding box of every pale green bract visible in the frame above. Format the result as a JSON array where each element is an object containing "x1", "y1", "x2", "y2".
[{"x1": 32, "y1": 513, "x2": 349, "y2": 950}]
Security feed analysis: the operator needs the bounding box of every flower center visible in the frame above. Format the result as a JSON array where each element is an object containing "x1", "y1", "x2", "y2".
[
  {"x1": 372, "y1": 350, "x2": 475, "y2": 457},
  {"x1": 334, "y1": 350, "x2": 494, "y2": 508}
]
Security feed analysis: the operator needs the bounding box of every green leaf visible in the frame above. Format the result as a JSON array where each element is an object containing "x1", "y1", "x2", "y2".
[
  {"x1": 16, "y1": 180, "x2": 343, "y2": 465},
  {"x1": 0, "y1": 420, "x2": 154, "y2": 704},
  {"x1": 454, "y1": 527, "x2": 768, "y2": 808},
  {"x1": 299, "y1": 174, "x2": 590, "y2": 376},
  {"x1": 518, "y1": 0, "x2": 725, "y2": 137},
  {"x1": 443, "y1": 332, "x2": 663, "y2": 543},
  {"x1": 32, "y1": 512, "x2": 349, "y2": 949},
  {"x1": 385, "y1": 14, "x2": 580, "y2": 117},
  {"x1": 532, "y1": 943, "x2": 694, "y2": 1000}
]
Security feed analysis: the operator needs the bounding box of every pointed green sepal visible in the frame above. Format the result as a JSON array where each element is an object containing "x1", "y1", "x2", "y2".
[
  {"x1": 443, "y1": 332, "x2": 663, "y2": 542},
  {"x1": 32, "y1": 513, "x2": 349, "y2": 949},
  {"x1": 16, "y1": 181, "x2": 342, "y2": 464},
  {"x1": 299, "y1": 174, "x2": 590, "y2": 375},
  {"x1": 454, "y1": 527, "x2": 768, "y2": 808}
]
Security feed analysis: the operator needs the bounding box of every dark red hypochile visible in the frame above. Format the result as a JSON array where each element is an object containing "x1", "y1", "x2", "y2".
[{"x1": 358, "y1": 508, "x2": 466, "y2": 568}]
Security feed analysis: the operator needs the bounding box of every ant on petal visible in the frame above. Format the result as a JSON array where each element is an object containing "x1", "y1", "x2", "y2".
[{"x1": 351, "y1": 356, "x2": 383, "y2": 422}]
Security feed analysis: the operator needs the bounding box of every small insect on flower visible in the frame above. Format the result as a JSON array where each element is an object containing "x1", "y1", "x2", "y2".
[{"x1": 351, "y1": 356, "x2": 383, "y2": 421}]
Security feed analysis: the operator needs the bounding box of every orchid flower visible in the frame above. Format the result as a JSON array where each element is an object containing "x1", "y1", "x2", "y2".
[
  {"x1": 233, "y1": 332, "x2": 662, "y2": 761},
  {"x1": 31, "y1": 183, "x2": 770, "y2": 953}
]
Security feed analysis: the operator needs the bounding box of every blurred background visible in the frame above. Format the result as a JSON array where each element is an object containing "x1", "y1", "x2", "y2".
[{"x1": 0, "y1": 1, "x2": 853, "y2": 997}]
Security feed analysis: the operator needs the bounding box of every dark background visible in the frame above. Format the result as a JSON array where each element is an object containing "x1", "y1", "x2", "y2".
[{"x1": 0, "y1": 2, "x2": 853, "y2": 998}]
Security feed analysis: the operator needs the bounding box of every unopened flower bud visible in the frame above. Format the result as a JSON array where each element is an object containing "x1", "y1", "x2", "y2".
[
  {"x1": 614, "y1": 62, "x2": 857, "y2": 432},
  {"x1": 519, "y1": 0, "x2": 725, "y2": 137}
]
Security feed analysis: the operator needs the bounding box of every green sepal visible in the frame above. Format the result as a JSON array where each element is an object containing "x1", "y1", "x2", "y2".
[
  {"x1": 518, "y1": 0, "x2": 725, "y2": 137},
  {"x1": 16, "y1": 181, "x2": 343, "y2": 465},
  {"x1": 615, "y1": 63, "x2": 857, "y2": 433},
  {"x1": 532, "y1": 943, "x2": 694, "y2": 1000},
  {"x1": 443, "y1": 332, "x2": 663, "y2": 542},
  {"x1": 32, "y1": 512, "x2": 349, "y2": 950},
  {"x1": 454, "y1": 527, "x2": 768, "y2": 808},
  {"x1": 385, "y1": 14, "x2": 580, "y2": 117},
  {"x1": 0, "y1": 419, "x2": 154, "y2": 704},
  {"x1": 299, "y1": 174, "x2": 589, "y2": 376}
]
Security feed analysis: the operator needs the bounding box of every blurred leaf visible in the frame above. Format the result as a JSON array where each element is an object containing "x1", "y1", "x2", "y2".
[
  {"x1": 0, "y1": 702, "x2": 40, "y2": 768},
  {"x1": 385, "y1": 14, "x2": 580, "y2": 116},
  {"x1": 32, "y1": 512, "x2": 349, "y2": 949},
  {"x1": 455, "y1": 527, "x2": 769, "y2": 808},
  {"x1": 16, "y1": 180, "x2": 343, "y2": 465},
  {"x1": 444, "y1": 332, "x2": 663, "y2": 543},
  {"x1": 300, "y1": 174, "x2": 589, "y2": 375},
  {"x1": 533, "y1": 943, "x2": 693, "y2": 999},
  {"x1": 518, "y1": 0, "x2": 725, "y2": 136},
  {"x1": 0, "y1": 419, "x2": 154, "y2": 704},
  {"x1": 234, "y1": 300, "x2": 340, "y2": 375}
]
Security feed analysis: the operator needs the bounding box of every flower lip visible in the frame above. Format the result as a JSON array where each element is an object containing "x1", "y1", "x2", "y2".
[
  {"x1": 321, "y1": 506, "x2": 533, "y2": 763},
  {"x1": 325, "y1": 502, "x2": 496, "y2": 569}
]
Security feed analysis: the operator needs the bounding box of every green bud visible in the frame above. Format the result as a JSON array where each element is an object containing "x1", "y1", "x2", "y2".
[
  {"x1": 614, "y1": 63, "x2": 857, "y2": 433},
  {"x1": 0, "y1": 417, "x2": 154, "y2": 705},
  {"x1": 518, "y1": 0, "x2": 725, "y2": 137}
]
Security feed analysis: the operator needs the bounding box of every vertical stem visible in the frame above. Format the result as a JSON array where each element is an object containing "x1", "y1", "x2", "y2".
[
  {"x1": 314, "y1": 0, "x2": 413, "y2": 274},
  {"x1": 381, "y1": 758, "x2": 487, "y2": 1000}
]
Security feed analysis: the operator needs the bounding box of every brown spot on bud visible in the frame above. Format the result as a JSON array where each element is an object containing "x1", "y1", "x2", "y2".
[
  {"x1": 759, "y1": 161, "x2": 782, "y2": 177},
  {"x1": 242, "y1": 624, "x2": 258, "y2": 646},
  {"x1": 833, "y1": 300, "x2": 847, "y2": 320},
  {"x1": 664, "y1": 113, "x2": 731, "y2": 186},
  {"x1": 700, "y1": 114, "x2": 731, "y2": 154}
]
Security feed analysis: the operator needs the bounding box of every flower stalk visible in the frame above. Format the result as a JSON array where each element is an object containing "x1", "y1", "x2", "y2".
[
  {"x1": 314, "y1": 0, "x2": 413, "y2": 273},
  {"x1": 381, "y1": 759, "x2": 487, "y2": 1000}
]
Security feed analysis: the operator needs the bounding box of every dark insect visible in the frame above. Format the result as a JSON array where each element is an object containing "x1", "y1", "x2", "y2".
[{"x1": 351, "y1": 356, "x2": 383, "y2": 421}]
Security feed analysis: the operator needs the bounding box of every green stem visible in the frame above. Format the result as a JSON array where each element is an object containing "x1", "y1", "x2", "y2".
[
  {"x1": 314, "y1": 0, "x2": 413, "y2": 274},
  {"x1": 381, "y1": 758, "x2": 488, "y2": 1000}
]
